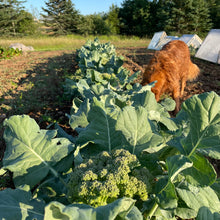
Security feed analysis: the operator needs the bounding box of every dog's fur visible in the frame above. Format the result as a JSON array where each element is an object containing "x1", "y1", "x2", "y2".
[{"x1": 141, "y1": 40, "x2": 199, "y2": 112}]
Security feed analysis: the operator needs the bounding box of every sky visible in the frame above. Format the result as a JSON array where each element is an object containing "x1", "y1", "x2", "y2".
[{"x1": 23, "y1": 0, "x2": 124, "y2": 17}]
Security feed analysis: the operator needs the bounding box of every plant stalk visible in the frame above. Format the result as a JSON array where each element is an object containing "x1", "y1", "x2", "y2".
[{"x1": 147, "y1": 202, "x2": 158, "y2": 219}]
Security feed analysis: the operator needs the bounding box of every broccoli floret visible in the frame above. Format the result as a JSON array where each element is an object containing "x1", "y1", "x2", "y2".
[{"x1": 67, "y1": 149, "x2": 152, "y2": 207}]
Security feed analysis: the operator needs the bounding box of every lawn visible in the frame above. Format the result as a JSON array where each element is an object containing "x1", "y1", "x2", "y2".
[{"x1": 0, "y1": 34, "x2": 151, "y2": 51}]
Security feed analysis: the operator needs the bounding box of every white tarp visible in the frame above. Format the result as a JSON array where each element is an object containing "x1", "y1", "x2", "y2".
[
  {"x1": 147, "y1": 31, "x2": 167, "y2": 50},
  {"x1": 148, "y1": 31, "x2": 202, "y2": 51},
  {"x1": 148, "y1": 31, "x2": 179, "y2": 50},
  {"x1": 179, "y1": 34, "x2": 203, "y2": 49},
  {"x1": 195, "y1": 29, "x2": 220, "y2": 64}
]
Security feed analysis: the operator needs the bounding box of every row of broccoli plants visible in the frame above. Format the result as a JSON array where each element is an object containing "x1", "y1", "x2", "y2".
[
  {"x1": 0, "y1": 38, "x2": 220, "y2": 219},
  {"x1": 0, "y1": 46, "x2": 22, "y2": 60}
]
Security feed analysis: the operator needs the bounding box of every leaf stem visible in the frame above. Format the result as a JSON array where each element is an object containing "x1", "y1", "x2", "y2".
[
  {"x1": 50, "y1": 167, "x2": 69, "y2": 189},
  {"x1": 147, "y1": 202, "x2": 158, "y2": 219}
]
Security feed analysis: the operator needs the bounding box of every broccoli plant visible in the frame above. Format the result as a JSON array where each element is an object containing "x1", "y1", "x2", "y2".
[{"x1": 67, "y1": 149, "x2": 152, "y2": 207}]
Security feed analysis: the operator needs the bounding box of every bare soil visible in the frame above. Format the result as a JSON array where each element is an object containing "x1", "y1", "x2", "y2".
[{"x1": 0, "y1": 47, "x2": 220, "y2": 182}]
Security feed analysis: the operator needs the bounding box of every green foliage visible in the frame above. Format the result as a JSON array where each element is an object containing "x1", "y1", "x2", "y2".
[
  {"x1": 41, "y1": 0, "x2": 80, "y2": 35},
  {"x1": 76, "y1": 38, "x2": 124, "y2": 75},
  {"x1": 105, "y1": 4, "x2": 120, "y2": 35},
  {"x1": 3, "y1": 115, "x2": 75, "y2": 188},
  {"x1": 77, "y1": 14, "x2": 110, "y2": 36},
  {"x1": 0, "y1": 0, "x2": 37, "y2": 36},
  {"x1": 208, "y1": 0, "x2": 220, "y2": 28},
  {"x1": 166, "y1": 0, "x2": 212, "y2": 34},
  {"x1": 17, "y1": 10, "x2": 39, "y2": 35},
  {"x1": 118, "y1": 0, "x2": 216, "y2": 36},
  {"x1": 67, "y1": 149, "x2": 152, "y2": 207},
  {"x1": 0, "y1": 188, "x2": 142, "y2": 220},
  {"x1": 44, "y1": 198, "x2": 143, "y2": 220},
  {"x1": 0, "y1": 188, "x2": 45, "y2": 220},
  {"x1": 119, "y1": 0, "x2": 151, "y2": 36},
  {"x1": 63, "y1": 38, "x2": 140, "y2": 98},
  {"x1": 0, "y1": 46, "x2": 22, "y2": 60}
]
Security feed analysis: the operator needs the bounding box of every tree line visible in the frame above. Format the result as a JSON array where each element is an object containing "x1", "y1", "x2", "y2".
[{"x1": 0, "y1": 0, "x2": 219, "y2": 37}]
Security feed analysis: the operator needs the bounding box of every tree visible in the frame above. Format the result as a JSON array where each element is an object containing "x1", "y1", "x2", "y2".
[
  {"x1": 105, "y1": 4, "x2": 120, "y2": 35},
  {"x1": 41, "y1": 0, "x2": 80, "y2": 35},
  {"x1": 148, "y1": 0, "x2": 173, "y2": 35},
  {"x1": 118, "y1": 0, "x2": 151, "y2": 36},
  {"x1": 207, "y1": 0, "x2": 220, "y2": 28},
  {"x1": 0, "y1": 0, "x2": 27, "y2": 36},
  {"x1": 166, "y1": 0, "x2": 212, "y2": 35},
  {"x1": 17, "y1": 10, "x2": 39, "y2": 35},
  {"x1": 77, "y1": 13, "x2": 110, "y2": 36}
]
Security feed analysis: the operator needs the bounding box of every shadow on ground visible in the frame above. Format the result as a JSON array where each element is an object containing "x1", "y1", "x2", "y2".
[{"x1": 0, "y1": 51, "x2": 77, "y2": 161}]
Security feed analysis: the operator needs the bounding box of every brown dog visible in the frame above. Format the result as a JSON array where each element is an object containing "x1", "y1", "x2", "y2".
[{"x1": 142, "y1": 40, "x2": 199, "y2": 112}]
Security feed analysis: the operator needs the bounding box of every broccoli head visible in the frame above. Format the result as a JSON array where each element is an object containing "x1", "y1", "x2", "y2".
[{"x1": 67, "y1": 149, "x2": 152, "y2": 207}]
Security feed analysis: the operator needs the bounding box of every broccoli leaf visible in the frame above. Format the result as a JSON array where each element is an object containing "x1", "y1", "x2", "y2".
[
  {"x1": 115, "y1": 106, "x2": 164, "y2": 154},
  {"x1": 69, "y1": 98, "x2": 90, "y2": 130},
  {"x1": 44, "y1": 198, "x2": 142, "y2": 220},
  {"x1": 156, "y1": 178, "x2": 178, "y2": 210},
  {"x1": 176, "y1": 184, "x2": 220, "y2": 219},
  {"x1": 154, "y1": 155, "x2": 193, "y2": 210},
  {"x1": 166, "y1": 155, "x2": 193, "y2": 182},
  {"x1": 180, "y1": 92, "x2": 220, "y2": 159},
  {"x1": 0, "y1": 188, "x2": 44, "y2": 220},
  {"x1": 182, "y1": 153, "x2": 217, "y2": 186},
  {"x1": 76, "y1": 98, "x2": 121, "y2": 152},
  {"x1": 132, "y1": 90, "x2": 177, "y2": 131},
  {"x1": 3, "y1": 115, "x2": 75, "y2": 188},
  {"x1": 196, "y1": 207, "x2": 220, "y2": 220}
]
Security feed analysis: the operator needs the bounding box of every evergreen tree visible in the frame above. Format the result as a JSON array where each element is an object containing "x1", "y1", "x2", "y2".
[
  {"x1": 167, "y1": 0, "x2": 212, "y2": 35},
  {"x1": 105, "y1": 4, "x2": 120, "y2": 35},
  {"x1": 193, "y1": 0, "x2": 212, "y2": 33},
  {"x1": 42, "y1": 0, "x2": 80, "y2": 35},
  {"x1": 149, "y1": 0, "x2": 173, "y2": 34},
  {"x1": 119, "y1": 0, "x2": 151, "y2": 36},
  {"x1": 0, "y1": 0, "x2": 26, "y2": 36},
  {"x1": 207, "y1": 0, "x2": 220, "y2": 28}
]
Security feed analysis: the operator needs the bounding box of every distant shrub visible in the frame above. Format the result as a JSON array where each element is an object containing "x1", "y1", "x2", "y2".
[{"x1": 0, "y1": 47, "x2": 22, "y2": 60}]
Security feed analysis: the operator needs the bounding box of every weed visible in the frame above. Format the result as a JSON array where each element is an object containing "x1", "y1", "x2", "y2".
[{"x1": 0, "y1": 47, "x2": 22, "y2": 60}]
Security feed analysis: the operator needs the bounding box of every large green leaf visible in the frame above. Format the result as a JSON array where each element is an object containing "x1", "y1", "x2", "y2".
[
  {"x1": 196, "y1": 207, "x2": 220, "y2": 220},
  {"x1": 183, "y1": 153, "x2": 217, "y2": 186},
  {"x1": 34, "y1": 176, "x2": 70, "y2": 205},
  {"x1": 3, "y1": 115, "x2": 75, "y2": 188},
  {"x1": 132, "y1": 91, "x2": 177, "y2": 131},
  {"x1": 154, "y1": 155, "x2": 193, "y2": 211},
  {"x1": 115, "y1": 106, "x2": 164, "y2": 154},
  {"x1": 69, "y1": 98, "x2": 90, "y2": 130},
  {"x1": 176, "y1": 184, "x2": 220, "y2": 218},
  {"x1": 76, "y1": 98, "x2": 121, "y2": 152},
  {"x1": 44, "y1": 198, "x2": 142, "y2": 220},
  {"x1": 155, "y1": 179, "x2": 178, "y2": 210},
  {"x1": 166, "y1": 155, "x2": 193, "y2": 182},
  {"x1": 181, "y1": 92, "x2": 220, "y2": 159},
  {"x1": 0, "y1": 188, "x2": 44, "y2": 220},
  {"x1": 211, "y1": 178, "x2": 220, "y2": 199}
]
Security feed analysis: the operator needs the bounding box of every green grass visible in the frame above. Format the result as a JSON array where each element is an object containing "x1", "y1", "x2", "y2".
[{"x1": 0, "y1": 34, "x2": 151, "y2": 51}]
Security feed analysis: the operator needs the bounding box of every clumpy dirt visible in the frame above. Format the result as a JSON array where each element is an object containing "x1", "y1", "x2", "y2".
[
  {"x1": 0, "y1": 50, "x2": 77, "y2": 161},
  {"x1": 0, "y1": 47, "x2": 220, "y2": 176}
]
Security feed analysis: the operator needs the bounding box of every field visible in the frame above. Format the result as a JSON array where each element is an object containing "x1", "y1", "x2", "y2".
[
  {"x1": 1, "y1": 37, "x2": 220, "y2": 167},
  {"x1": 0, "y1": 36, "x2": 220, "y2": 218}
]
